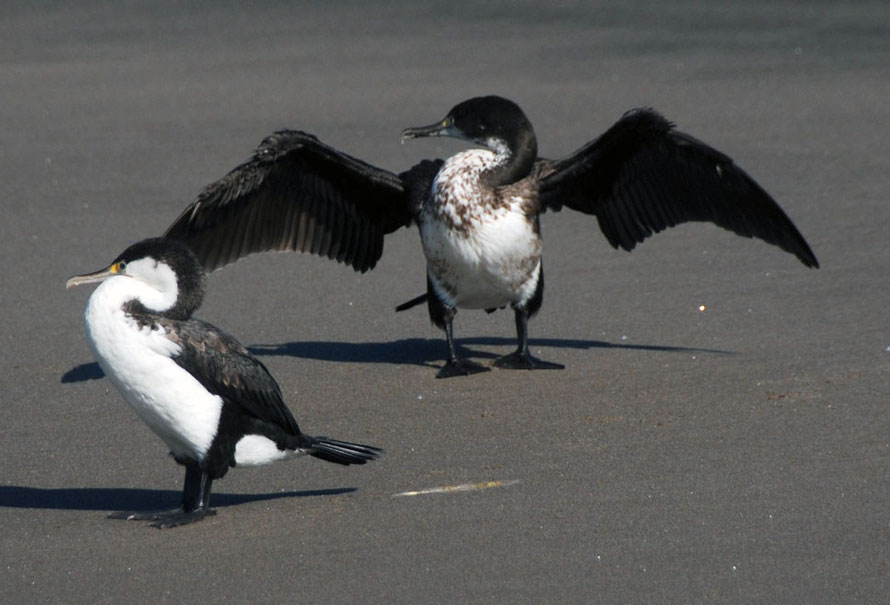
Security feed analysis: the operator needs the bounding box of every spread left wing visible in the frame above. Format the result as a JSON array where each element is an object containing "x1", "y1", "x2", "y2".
[
  {"x1": 536, "y1": 109, "x2": 818, "y2": 268},
  {"x1": 164, "y1": 130, "x2": 417, "y2": 273}
]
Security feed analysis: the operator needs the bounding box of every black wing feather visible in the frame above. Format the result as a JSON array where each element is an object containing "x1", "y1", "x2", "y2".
[
  {"x1": 164, "y1": 130, "x2": 415, "y2": 273},
  {"x1": 165, "y1": 318, "x2": 302, "y2": 436},
  {"x1": 538, "y1": 109, "x2": 818, "y2": 268}
]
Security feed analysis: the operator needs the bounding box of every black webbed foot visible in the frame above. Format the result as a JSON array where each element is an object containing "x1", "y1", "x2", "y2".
[
  {"x1": 493, "y1": 351, "x2": 564, "y2": 371},
  {"x1": 108, "y1": 507, "x2": 217, "y2": 529},
  {"x1": 110, "y1": 461, "x2": 217, "y2": 528},
  {"x1": 436, "y1": 358, "x2": 491, "y2": 379}
]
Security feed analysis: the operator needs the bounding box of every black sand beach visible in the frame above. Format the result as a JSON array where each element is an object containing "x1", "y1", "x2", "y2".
[{"x1": 2, "y1": 2, "x2": 887, "y2": 602}]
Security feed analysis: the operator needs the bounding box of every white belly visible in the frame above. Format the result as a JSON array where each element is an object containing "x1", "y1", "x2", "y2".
[
  {"x1": 420, "y1": 149, "x2": 543, "y2": 309},
  {"x1": 420, "y1": 205, "x2": 542, "y2": 309},
  {"x1": 84, "y1": 280, "x2": 222, "y2": 461}
]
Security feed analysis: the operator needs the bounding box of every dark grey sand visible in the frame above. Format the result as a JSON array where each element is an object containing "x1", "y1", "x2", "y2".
[{"x1": 2, "y1": 2, "x2": 887, "y2": 602}]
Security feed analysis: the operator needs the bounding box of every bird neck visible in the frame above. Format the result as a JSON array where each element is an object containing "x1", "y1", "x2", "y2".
[
  {"x1": 82, "y1": 278, "x2": 170, "y2": 366},
  {"x1": 85, "y1": 275, "x2": 189, "y2": 329},
  {"x1": 480, "y1": 129, "x2": 538, "y2": 188}
]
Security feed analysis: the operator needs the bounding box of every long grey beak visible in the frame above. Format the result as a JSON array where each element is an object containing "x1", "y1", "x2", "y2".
[
  {"x1": 401, "y1": 118, "x2": 456, "y2": 143},
  {"x1": 66, "y1": 266, "x2": 118, "y2": 289}
]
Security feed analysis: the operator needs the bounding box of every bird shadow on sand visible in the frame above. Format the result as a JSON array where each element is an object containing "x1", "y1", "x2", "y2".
[
  {"x1": 0, "y1": 485, "x2": 356, "y2": 512},
  {"x1": 61, "y1": 337, "x2": 731, "y2": 383},
  {"x1": 61, "y1": 362, "x2": 106, "y2": 383},
  {"x1": 248, "y1": 336, "x2": 732, "y2": 369}
]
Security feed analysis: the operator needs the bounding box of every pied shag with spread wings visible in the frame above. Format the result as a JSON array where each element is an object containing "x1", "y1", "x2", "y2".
[{"x1": 165, "y1": 96, "x2": 818, "y2": 378}]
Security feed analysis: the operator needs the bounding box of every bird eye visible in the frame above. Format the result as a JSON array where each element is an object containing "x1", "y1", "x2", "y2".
[{"x1": 116, "y1": 261, "x2": 127, "y2": 273}]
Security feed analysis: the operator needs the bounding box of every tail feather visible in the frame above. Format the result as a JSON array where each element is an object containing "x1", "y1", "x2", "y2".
[
  {"x1": 307, "y1": 436, "x2": 382, "y2": 466},
  {"x1": 395, "y1": 293, "x2": 428, "y2": 312}
]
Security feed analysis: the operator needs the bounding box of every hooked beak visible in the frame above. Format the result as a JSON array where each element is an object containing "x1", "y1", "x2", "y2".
[
  {"x1": 66, "y1": 263, "x2": 122, "y2": 290},
  {"x1": 401, "y1": 117, "x2": 458, "y2": 143}
]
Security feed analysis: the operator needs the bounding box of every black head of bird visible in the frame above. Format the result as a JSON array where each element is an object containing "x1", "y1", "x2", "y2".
[
  {"x1": 402, "y1": 96, "x2": 538, "y2": 186},
  {"x1": 67, "y1": 237, "x2": 206, "y2": 320}
]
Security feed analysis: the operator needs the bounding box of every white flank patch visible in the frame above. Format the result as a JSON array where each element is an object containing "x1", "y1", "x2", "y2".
[{"x1": 234, "y1": 435, "x2": 309, "y2": 466}]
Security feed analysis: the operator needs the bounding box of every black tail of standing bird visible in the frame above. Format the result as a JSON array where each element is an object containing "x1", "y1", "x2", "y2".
[{"x1": 306, "y1": 436, "x2": 382, "y2": 465}]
